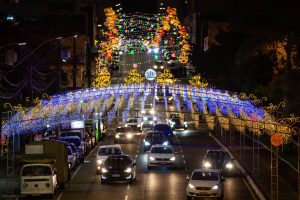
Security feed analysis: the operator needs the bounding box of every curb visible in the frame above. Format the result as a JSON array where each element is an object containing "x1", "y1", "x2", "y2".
[{"x1": 209, "y1": 133, "x2": 266, "y2": 200}]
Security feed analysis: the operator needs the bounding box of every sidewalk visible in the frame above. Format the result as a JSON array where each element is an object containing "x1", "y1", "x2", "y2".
[{"x1": 212, "y1": 129, "x2": 298, "y2": 200}]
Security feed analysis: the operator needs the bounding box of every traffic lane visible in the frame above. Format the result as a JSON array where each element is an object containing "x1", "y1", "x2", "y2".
[{"x1": 174, "y1": 130, "x2": 257, "y2": 200}]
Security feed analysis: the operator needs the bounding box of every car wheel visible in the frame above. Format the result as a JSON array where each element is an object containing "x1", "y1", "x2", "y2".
[{"x1": 186, "y1": 195, "x2": 192, "y2": 200}]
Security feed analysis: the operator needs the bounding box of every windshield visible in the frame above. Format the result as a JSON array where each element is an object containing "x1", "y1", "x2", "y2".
[
  {"x1": 59, "y1": 137, "x2": 81, "y2": 147},
  {"x1": 22, "y1": 166, "x2": 52, "y2": 176},
  {"x1": 116, "y1": 127, "x2": 132, "y2": 133},
  {"x1": 127, "y1": 119, "x2": 138, "y2": 123},
  {"x1": 147, "y1": 133, "x2": 166, "y2": 140},
  {"x1": 151, "y1": 146, "x2": 173, "y2": 154},
  {"x1": 98, "y1": 147, "x2": 122, "y2": 156},
  {"x1": 206, "y1": 151, "x2": 230, "y2": 162},
  {"x1": 192, "y1": 172, "x2": 219, "y2": 181}
]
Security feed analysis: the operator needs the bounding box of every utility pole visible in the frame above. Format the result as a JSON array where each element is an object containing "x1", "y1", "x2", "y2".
[
  {"x1": 73, "y1": 36, "x2": 77, "y2": 90},
  {"x1": 56, "y1": 40, "x2": 62, "y2": 94}
]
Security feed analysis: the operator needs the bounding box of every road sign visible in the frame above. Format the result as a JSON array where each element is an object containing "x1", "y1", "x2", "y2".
[{"x1": 145, "y1": 69, "x2": 157, "y2": 81}]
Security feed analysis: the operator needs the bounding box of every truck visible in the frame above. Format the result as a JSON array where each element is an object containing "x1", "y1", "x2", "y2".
[{"x1": 20, "y1": 140, "x2": 70, "y2": 197}]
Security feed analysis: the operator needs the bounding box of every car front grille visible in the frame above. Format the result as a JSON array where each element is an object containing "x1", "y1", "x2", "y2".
[
  {"x1": 195, "y1": 187, "x2": 211, "y2": 190},
  {"x1": 155, "y1": 158, "x2": 170, "y2": 161}
]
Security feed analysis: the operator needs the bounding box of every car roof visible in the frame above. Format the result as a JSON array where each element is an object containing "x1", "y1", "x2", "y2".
[
  {"x1": 206, "y1": 149, "x2": 227, "y2": 153},
  {"x1": 192, "y1": 168, "x2": 221, "y2": 173},
  {"x1": 60, "y1": 136, "x2": 80, "y2": 140},
  {"x1": 99, "y1": 144, "x2": 121, "y2": 149}
]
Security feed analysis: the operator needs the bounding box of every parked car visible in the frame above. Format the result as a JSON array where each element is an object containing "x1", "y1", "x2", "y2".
[
  {"x1": 100, "y1": 155, "x2": 136, "y2": 184},
  {"x1": 20, "y1": 163, "x2": 58, "y2": 198},
  {"x1": 186, "y1": 169, "x2": 225, "y2": 200},
  {"x1": 202, "y1": 150, "x2": 235, "y2": 175},
  {"x1": 59, "y1": 136, "x2": 84, "y2": 163},
  {"x1": 95, "y1": 145, "x2": 123, "y2": 174},
  {"x1": 114, "y1": 126, "x2": 134, "y2": 143},
  {"x1": 67, "y1": 143, "x2": 79, "y2": 164},
  {"x1": 67, "y1": 146, "x2": 76, "y2": 170},
  {"x1": 143, "y1": 131, "x2": 171, "y2": 152},
  {"x1": 147, "y1": 144, "x2": 176, "y2": 169}
]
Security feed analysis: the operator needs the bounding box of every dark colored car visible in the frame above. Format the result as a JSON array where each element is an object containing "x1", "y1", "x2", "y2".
[
  {"x1": 114, "y1": 126, "x2": 134, "y2": 143},
  {"x1": 143, "y1": 132, "x2": 171, "y2": 152},
  {"x1": 100, "y1": 155, "x2": 136, "y2": 184},
  {"x1": 202, "y1": 150, "x2": 235, "y2": 175},
  {"x1": 59, "y1": 136, "x2": 84, "y2": 163},
  {"x1": 153, "y1": 124, "x2": 174, "y2": 143},
  {"x1": 169, "y1": 115, "x2": 187, "y2": 130}
]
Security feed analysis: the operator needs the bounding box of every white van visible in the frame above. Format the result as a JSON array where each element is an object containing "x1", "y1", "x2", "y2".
[{"x1": 20, "y1": 163, "x2": 58, "y2": 198}]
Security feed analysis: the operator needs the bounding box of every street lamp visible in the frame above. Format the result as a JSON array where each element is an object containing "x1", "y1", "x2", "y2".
[{"x1": 0, "y1": 42, "x2": 27, "y2": 51}]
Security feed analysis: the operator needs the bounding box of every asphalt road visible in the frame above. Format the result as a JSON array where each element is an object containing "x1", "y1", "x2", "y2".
[{"x1": 58, "y1": 129, "x2": 257, "y2": 200}]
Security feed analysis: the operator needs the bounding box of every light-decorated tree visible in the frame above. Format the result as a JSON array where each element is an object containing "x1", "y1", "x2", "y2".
[
  {"x1": 124, "y1": 69, "x2": 144, "y2": 83},
  {"x1": 92, "y1": 66, "x2": 111, "y2": 87},
  {"x1": 156, "y1": 69, "x2": 176, "y2": 85},
  {"x1": 189, "y1": 74, "x2": 208, "y2": 87}
]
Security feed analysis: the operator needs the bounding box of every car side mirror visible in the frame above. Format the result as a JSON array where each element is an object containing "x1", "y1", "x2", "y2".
[{"x1": 185, "y1": 175, "x2": 190, "y2": 180}]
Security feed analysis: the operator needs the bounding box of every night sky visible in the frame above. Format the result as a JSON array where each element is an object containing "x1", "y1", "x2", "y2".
[{"x1": 117, "y1": 0, "x2": 158, "y2": 13}]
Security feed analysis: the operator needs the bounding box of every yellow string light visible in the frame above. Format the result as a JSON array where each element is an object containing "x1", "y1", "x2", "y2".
[
  {"x1": 156, "y1": 69, "x2": 176, "y2": 85},
  {"x1": 124, "y1": 69, "x2": 145, "y2": 83}
]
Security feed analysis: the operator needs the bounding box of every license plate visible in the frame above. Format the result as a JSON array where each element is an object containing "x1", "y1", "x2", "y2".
[
  {"x1": 198, "y1": 192, "x2": 207, "y2": 195},
  {"x1": 112, "y1": 174, "x2": 120, "y2": 177}
]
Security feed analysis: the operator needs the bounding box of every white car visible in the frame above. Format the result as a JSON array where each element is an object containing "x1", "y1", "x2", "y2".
[
  {"x1": 67, "y1": 146, "x2": 76, "y2": 170},
  {"x1": 141, "y1": 103, "x2": 156, "y2": 115},
  {"x1": 147, "y1": 144, "x2": 176, "y2": 169},
  {"x1": 125, "y1": 118, "x2": 142, "y2": 132},
  {"x1": 95, "y1": 145, "x2": 123, "y2": 174},
  {"x1": 186, "y1": 169, "x2": 225, "y2": 200}
]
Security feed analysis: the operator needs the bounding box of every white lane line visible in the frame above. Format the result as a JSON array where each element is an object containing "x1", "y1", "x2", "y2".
[
  {"x1": 125, "y1": 195, "x2": 128, "y2": 200},
  {"x1": 127, "y1": 184, "x2": 130, "y2": 190},
  {"x1": 182, "y1": 155, "x2": 185, "y2": 159}
]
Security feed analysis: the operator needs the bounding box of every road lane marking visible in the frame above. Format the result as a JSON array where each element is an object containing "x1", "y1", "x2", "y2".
[
  {"x1": 125, "y1": 195, "x2": 128, "y2": 200},
  {"x1": 127, "y1": 184, "x2": 130, "y2": 190}
]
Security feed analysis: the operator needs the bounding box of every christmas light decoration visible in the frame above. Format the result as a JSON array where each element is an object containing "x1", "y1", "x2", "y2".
[
  {"x1": 156, "y1": 69, "x2": 176, "y2": 85},
  {"x1": 189, "y1": 74, "x2": 208, "y2": 87},
  {"x1": 124, "y1": 69, "x2": 145, "y2": 83},
  {"x1": 92, "y1": 66, "x2": 111, "y2": 87}
]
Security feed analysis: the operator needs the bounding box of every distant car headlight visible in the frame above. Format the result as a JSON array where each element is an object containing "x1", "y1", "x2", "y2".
[
  {"x1": 124, "y1": 167, "x2": 132, "y2": 173},
  {"x1": 162, "y1": 141, "x2": 168, "y2": 145},
  {"x1": 144, "y1": 141, "x2": 150, "y2": 146},
  {"x1": 126, "y1": 133, "x2": 133, "y2": 139},
  {"x1": 150, "y1": 109, "x2": 155, "y2": 115},
  {"x1": 153, "y1": 117, "x2": 157, "y2": 121},
  {"x1": 125, "y1": 124, "x2": 128, "y2": 127},
  {"x1": 149, "y1": 121, "x2": 154, "y2": 125},
  {"x1": 115, "y1": 134, "x2": 120, "y2": 138},
  {"x1": 170, "y1": 156, "x2": 175, "y2": 161},
  {"x1": 168, "y1": 96, "x2": 173, "y2": 101},
  {"x1": 149, "y1": 156, "x2": 155, "y2": 161},
  {"x1": 155, "y1": 96, "x2": 159, "y2": 100},
  {"x1": 101, "y1": 168, "x2": 108, "y2": 173},
  {"x1": 141, "y1": 110, "x2": 146, "y2": 114},
  {"x1": 226, "y1": 162, "x2": 233, "y2": 169},
  {"x1": 143, "y1": 116, "x2": 148, "y2": 121},
  {"x1": 212, "y1": 185, "x2": 219, "y2": 190},
  {"x1": 188, "y1": 183, "x2": 195, "y2": 189},
  {"x1": 204, "y1": 161, "x2": 212, "y2": 168},
  {"x1": 97, "y1": 160, "x2": 102, "y2": 165},
  {"x1": 184, "y1": 122, "x2": 187, "y2": 127},
  {"x1": 137, "y1": 124, "x2": 141, "y2": 127}
]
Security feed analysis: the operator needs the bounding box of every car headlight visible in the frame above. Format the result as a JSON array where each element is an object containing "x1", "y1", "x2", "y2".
[
  {"x1": 97, "y1": 160, "x2": 102, "y2": 165},
  {"x1": 188, "y1": 183, "x2": 195, "y2": 189},
  {"x1": 226, "y1": 162, "x2": 233, "y2": 169},
  {"x1": 155, "y1": 96, "x2": 159, "y2": 100},
  {"x1": 212, "y1": 185, "x2": 219, "y2": 190},
  {"x1": 150, "y1": 110, "x2": 155, "y2": 115},
  {"x1": 124, "y1": 167, "x2": 132, "y2": 173},
  {"x1": 170, "y1": 156, "x2": 175, "y2": 161},
  {"x1": 141, "y1": 110, "x2": 146, "y2": 114},
  {"x1": 137, "y1": 124, "x2": 141, "y2": 127},
  {"x1": 101, "y1": 168, "x2": 108, "y2": 173},
  {"x1": 149, "y1": 156, "x2": 155, "y2": 161},
  {"x1": 168, "y1": 96, "x2": 173, "y2": 101},
  {"x1": 143, "y1": 116, "x2": 148, "y2": 121},
  {"x1": 162, "y1": 141, "x2": 168, "y2": 145},
  {"x1": 149, "y1": 121, "x2": 154, "y2": 125},
  {"x1": 144, "y1": 141, "x2": 150, "y2": 146},
  {"x1": 126, "y1": 133, "x2": 133, "y2": 139},
  {"x1": 153, "y1": 117, "x2": 157, "y2": 121},
  {"x1": 125, "y1": 124, "x2": 128, "y2": 127},
  {"x1": 204, "y1": 161, "x2": 211, "y2": 168},
  {"x1": 115, "y1": 134, "x2": 120, "y2": 138},
  {"x1": 184, "y1": 122, "x2": 187, "y2": 127}
]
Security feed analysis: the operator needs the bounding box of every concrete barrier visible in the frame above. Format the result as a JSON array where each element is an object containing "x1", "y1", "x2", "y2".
[{"x1": 209, "y1": 133, "x2": 266, "y2": 200}]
